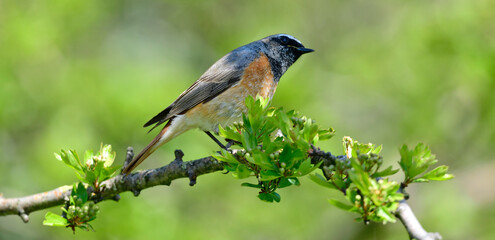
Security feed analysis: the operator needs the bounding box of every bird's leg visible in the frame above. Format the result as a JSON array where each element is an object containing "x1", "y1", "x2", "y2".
[
  {"x1": 225, "y1": 138, "x2": 241, "y2": 148},
  {"x1": 225, "y1": 140, "x2": 234, "y2": 149},
  {"x1": 204, "y1": 131, "x2": 227, "y2": 150}
]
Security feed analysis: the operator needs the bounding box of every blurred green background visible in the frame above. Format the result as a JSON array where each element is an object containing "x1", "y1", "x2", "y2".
[{"x1": 1, "y1": 0, "x2": 494, "y2": 239}]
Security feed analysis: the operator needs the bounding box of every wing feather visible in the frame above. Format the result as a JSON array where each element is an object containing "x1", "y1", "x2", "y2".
[{"x1": 143, "y1": 53, "x2": 249, "y2": 131}]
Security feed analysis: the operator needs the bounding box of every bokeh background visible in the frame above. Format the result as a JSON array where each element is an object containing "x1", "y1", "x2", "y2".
[{"x1": 1, "y1": 0, "x2": 494, "y2": 239}]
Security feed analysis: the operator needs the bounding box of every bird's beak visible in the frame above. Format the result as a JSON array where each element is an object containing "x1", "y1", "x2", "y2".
[{"x1": 297, "y1": 47, "x2": 314, "y2": 54}]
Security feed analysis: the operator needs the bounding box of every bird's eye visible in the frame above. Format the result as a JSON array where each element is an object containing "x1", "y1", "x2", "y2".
[{"x1": 280, "y1": 36, "x2": 289, "y2": 44}]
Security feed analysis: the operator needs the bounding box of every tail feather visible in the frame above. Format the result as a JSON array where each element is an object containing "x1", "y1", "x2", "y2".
[{"x1": 122, "y1": 121, "x2": 172, "y2": 175}]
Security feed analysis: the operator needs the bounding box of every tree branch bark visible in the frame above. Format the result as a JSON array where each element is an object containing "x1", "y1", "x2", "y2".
[
  {"x1": 0, "y1": 148, "x2": 224, "y2": 222},
  {"x1": 395, "y1": 200, "x2": 442, "y2": 240},
  {"x1": 0, "y1": 146, "x2": 442, "y2": 239}
]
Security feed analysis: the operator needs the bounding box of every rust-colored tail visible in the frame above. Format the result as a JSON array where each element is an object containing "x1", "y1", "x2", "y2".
[{"x1": 122, "y1": 121, "x2": 172, "y2": 175}]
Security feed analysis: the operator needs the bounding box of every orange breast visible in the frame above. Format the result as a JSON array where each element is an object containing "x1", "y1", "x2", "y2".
[
  {"x1": 184, "y1": 53, "x2": 278, "y2": 131},
  {"x1": 237, "y1": 53, "x2": 277, "y2": 99}
]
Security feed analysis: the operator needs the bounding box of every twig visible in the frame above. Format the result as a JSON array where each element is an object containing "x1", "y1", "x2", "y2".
[
  {"x1": 395, "y1": 200, "x2": 442, "y2": 240},
  {"x1": 0, "y1": 148, "x2": 224, "y2": 221}
]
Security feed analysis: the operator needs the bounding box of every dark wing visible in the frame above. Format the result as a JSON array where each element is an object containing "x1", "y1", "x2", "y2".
[{"x1": 143, "y1": 53, "x2": 249, "y2": 132}]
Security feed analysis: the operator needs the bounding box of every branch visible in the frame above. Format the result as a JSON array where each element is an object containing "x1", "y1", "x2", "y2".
[
  {"x1": 395, "y1": 200, "x2": 442, "y2": 240},
  {"x1": 309, "y1": 146, "x2": 443, "y2": 240},
  {"x1": 0, "y1": 147, "x2": 224, "y2": 222},
  {"x1": 0, "y1": 145, "x2": 443, "y2": 240}
]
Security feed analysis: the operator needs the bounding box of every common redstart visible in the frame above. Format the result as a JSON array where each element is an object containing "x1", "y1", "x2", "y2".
[{"x1": 122, "y1": 34, "x2": 313, "y2": 174}]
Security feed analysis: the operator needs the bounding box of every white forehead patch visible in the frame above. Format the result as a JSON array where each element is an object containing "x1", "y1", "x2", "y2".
[{"x1": 276, "y1": 34, "x2": 302, "y2": 45}]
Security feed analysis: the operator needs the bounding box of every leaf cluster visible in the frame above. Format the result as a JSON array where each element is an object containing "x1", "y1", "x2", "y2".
[
  {"x1": 399, "y1": 143, "x2": 454, "y2": 187},
  {"x1": 214, "y1": 96, "x2": 453, "y2": 223},
  {"x1": 311, "y1": 137, "x2": 402, "y2": 223},
  {"x1": 43, "y1": 183, "x2": 100, "y2": 233},
  {"x1": 55, "y1": 144, "x2": 120, "y2": 191},
  {"x1": 44, "y1": 144, "x2": 120, "y2": 232},
  {"x1": 311, "y1": 137, "x2": 454, "y2": 224},
  {"x1": 214, "y1": 96, "x2": 335, "y2": 202}
]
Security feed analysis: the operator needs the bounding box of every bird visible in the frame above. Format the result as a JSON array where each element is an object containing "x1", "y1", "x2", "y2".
[{"x1": 122, "y1": 34, "x2": 314, "y2": 174}]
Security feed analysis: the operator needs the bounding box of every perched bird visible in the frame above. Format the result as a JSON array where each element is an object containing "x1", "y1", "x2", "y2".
[{"x1": 122, "y1": 34, "x2": 313, "y2": 174}]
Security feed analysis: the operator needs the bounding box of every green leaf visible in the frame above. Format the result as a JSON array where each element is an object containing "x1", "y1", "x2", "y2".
[
  {"x1": 276, "y1": 109, "x2": 291, "y2": 137},
  {"x1": 84, "y1": 170, "x2": 96, "y2": 186},
  {"x1": 93, "y1": 161, "x2": 105, "y2": 181},
  {"x1": 69, "y1": 195, "x2": 75, "y2": 206},
  {"x1": 73, "y1": 182, "x2": 88, "y2": 204},
  {"x1": 55, "y1": 150, "x2": 83, "y2": 172},
  {"x1": 399, "y1": 143, "x2": 452, "y2": 186},
  {"x1": 245, "y1": 95, "x2": 255, "y2": 110},
  {"x1": 241, "y1": 129, "x2": 254, "y2": 151},
  {"x1": 434, "y1": 173, "x2": 454, "y2": 181},
  {"x1": 398, "y1": 144, "x2": 412, "y2": 172},
  {"x1": 372, "y1": 144, "x2": 383, "y2": 154},
  {"x1": 213, "y1": 149, "x2": 238, "y2": 164},
  {"x1": 256, "y1": 95, "x2": 270, "y2": 109},
  {"x1": 84, "y1": 150, "x2": 94, "y2": 164},
  {"x1": 245, "y1": 154, "x2": 257, "y2": 166},
  {"x1": 242, "y1": 113, "x2": 252, "y2": 135},
  {"x1": 101, "y1": 165, "x2": 121, "y2": 181},
  {"x1": 422, "y1": 165, "x2": 454, "y2": 181},
  {"x1": 233, "y1": 164, "x2": 252, "y2": 179},
  {"x1": 412, "y1": 178, "x2": 429, "y2": 183},
  {"x1": 258, "y1": 192, "x2": 281, "y2": 203},
  {"x1": 260, "y1": 170, "x2": 281, "y2": 181},
  {"x1": 279, "y1": 144, "x2": 294, "y2": 169},
  {"x1": 75, "y1": 171, "x2": 87, "y2": 184},
  {"x1": 258, "y1": 192, "x2": 274, "y2": 202},
  {"x1": 317, "y1": 128, "x2": 335, "y2": 141},
  {"x1": 308, "y1": 173, "x2": 337, "y2": 189},
  {"x1": 218, "y1": 125, "x2": 242, "y2": 143},
  {"x1": 333, "y1": 177, "x2": 348, "y2": 190},
  {"x1": 348, "y1": 158, "x2": 371, "y2": 195},
  {"x1": 328, "y1": 199, "x2": 353, "y2": 211},
  {"x1": 43, "y1": 212, "x2": 68, "y2": 227},
  {"x1": 376, "y1": 207, "x2": 396, "y2": 223},
  {"x1": 100, "y1": 144, "x2": 116, "y2": 167},
  {"x1": 410, "y1": 145, "x2": 436, "y2": 177},
  {"x1": 252, "y1": 151, "x2": 276, "y2": 170},
  {"x1": 299, "y1": 159, "x2": 323, "y2": 177},
  {"x1": 271, "y1": 192, "x2": 281, "y2": 203},
  {"x1": 287, "y1": 177, "x2": 300, "y2": 186},
  {"x1": 372, "y1": 165, "x2": 400, "y2": 178},
  {"x1": 278, "y1": 177, "x2": 300, "y2": 188},
  {"x1": 294, "y1": 158, "x2": 311, "y2": 175}
]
